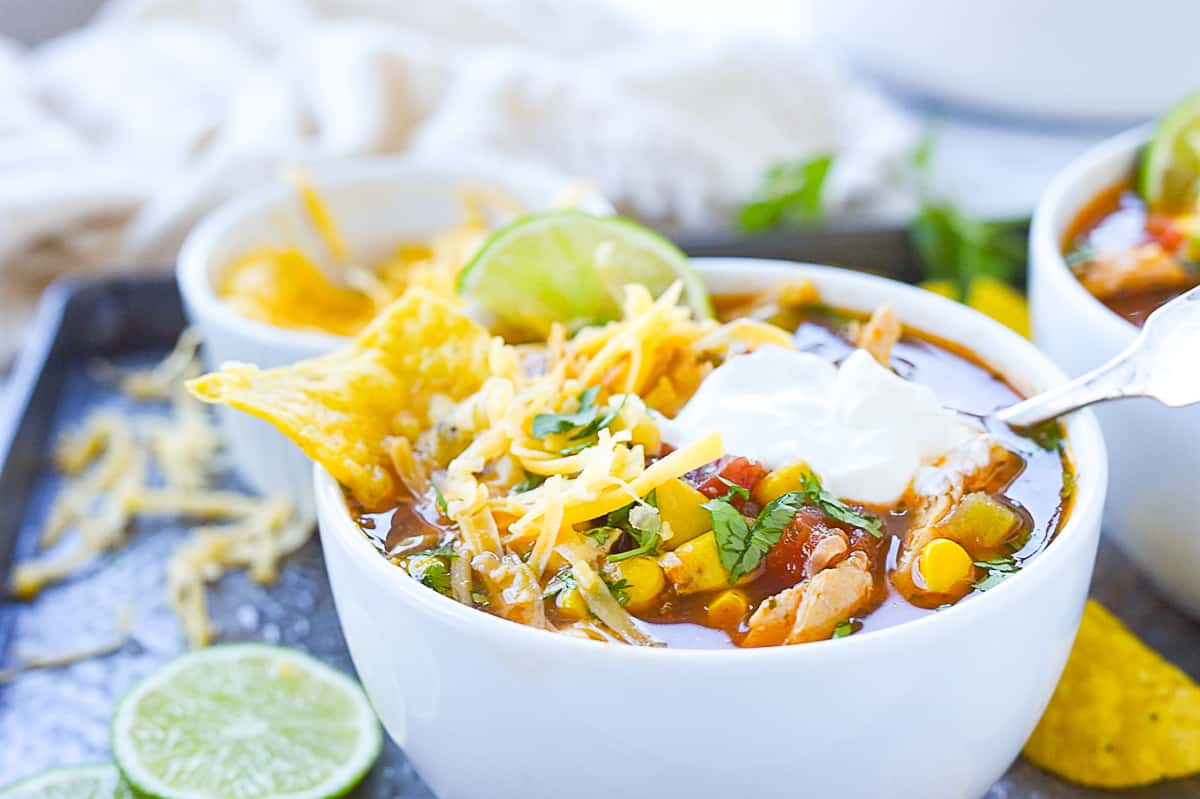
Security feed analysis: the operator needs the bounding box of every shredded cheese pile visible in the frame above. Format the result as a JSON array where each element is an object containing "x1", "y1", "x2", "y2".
[
  {"x1": 11, "y1": 332, "x2": 311, "y2": 647},
  {"x1": 218, "y1": 172, "x2": 571, "y2": 336}
]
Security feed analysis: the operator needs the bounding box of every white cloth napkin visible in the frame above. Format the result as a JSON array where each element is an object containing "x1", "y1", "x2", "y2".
[{"x1": 0, "y1": 0, "x2": 916, "y2": 360}]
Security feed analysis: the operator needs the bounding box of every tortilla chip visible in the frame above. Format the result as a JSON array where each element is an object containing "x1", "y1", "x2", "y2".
[
  {"x1": 188, "y1": 289, "x2": 500, "y2": 510},
  {"x1": 1023, "y1": 600, "x2": 1200, "y2": 788}
]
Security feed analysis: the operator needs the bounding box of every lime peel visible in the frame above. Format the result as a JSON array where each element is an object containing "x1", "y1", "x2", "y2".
[{"x1": 0, "y1": 765, "x2": 132, "y2": 799}]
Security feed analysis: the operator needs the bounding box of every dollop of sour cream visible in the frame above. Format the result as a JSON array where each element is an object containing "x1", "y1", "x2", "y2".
[{"x1": 659, "y1": 345, "x2": 981, "y2": 505}]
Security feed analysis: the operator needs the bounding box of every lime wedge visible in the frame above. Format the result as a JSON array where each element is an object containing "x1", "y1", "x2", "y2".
[
  {"x1": 457, "y1": 211, "x2": 712, "y2": 337},
  {"x1": 0, "y1": 765, "x2": 132, "y2": 799},
  {"x1": 112, "y1": 644, "x2": 381, "y2": 799},
  {"x1": 1138, "y1": 93, "x2": 1200, "y2": 210}
]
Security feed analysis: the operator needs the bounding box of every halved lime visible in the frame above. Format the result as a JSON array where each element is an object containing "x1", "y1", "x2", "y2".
[
  {"x1": 0, "y1": 765, "x2": 132, "y2": 799},
  {"x1": 1138, "y1": 93, "x2": 1200, "y2": 210},
  {"x1": 457, "y1": 211, "x2": 712, "y2": 337},
  {"x1": 112, "y1": 644, "x2": 381, "y2": 799}
]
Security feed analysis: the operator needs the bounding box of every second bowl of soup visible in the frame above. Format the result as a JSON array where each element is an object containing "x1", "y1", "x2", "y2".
[{"x1": 1030, "y1": 123, "x2": 1200, "y2": 617}]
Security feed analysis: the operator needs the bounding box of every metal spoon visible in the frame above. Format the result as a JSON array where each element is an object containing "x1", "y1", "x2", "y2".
[{"x1": 996, "y1": 284, "x2": 1200, "y2": 429}]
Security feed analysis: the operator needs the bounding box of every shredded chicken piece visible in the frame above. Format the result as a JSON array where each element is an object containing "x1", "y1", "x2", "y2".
[
  {"x1": 806, "y1": 530, "x2": 850, "y2": 578},
  {"x1": 856, "y1": 304, "x2": 901, "y2": 366},
  {"x1": 1077, "y1": 243, "x2": 1194, "y2": 299},
  {"x1": 744, "y1": 551, "x2": 873, "y2": 647}
]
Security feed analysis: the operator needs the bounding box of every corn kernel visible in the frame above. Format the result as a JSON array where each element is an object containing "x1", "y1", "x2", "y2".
[
  {"x1": 706, "y1": 589, "x2": 749, "y2": 629},
  {"x1": 656, "y1": 477, "x2": 712, "y2": 549},
  {"x1": 603, "y1": 556, "x2": 666, "y2": 613},
  {"x1": 917, "y1": 538, "x2": 974, "y2": 594},
  {"x1": 556, "y1": 587, "x2": 589, "y2": 620},
  {"x1": 752, "y1": 461, "x2": 813, "y2": 506},
  {"x1": 660, "y1": 532, "x2": 729, "y2": 595}
]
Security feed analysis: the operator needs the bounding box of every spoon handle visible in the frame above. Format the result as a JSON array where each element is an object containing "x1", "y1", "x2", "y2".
[{"x1": 994, "y1": 346, "x2": 1143, "y2": 429}]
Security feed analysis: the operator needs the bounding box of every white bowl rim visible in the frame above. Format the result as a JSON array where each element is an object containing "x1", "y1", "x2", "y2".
[
  {"x1": 1030, "y1": 123, "x2": 1152, "y2": 336},
  {"x1": 316, "y1": 257, "x2": 1107, "y2": 662},
  {"x1": 177, "y1": 154, "x2": 612, "y2": 354}
]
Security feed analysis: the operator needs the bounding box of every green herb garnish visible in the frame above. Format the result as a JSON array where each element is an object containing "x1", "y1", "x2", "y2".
[
  {"x1": 738, "y1": 154, "x2": 834, "y2": 232},
  {"x1": 717, "y1": 476, "x2": 750, "y2": 501},
  {"x1": 799, "y1": 472, "x2": 883, "y2": 538},
  {"x1": 532, "y1": 385, "x2": 622, "y2": 453},
  {"x1": 512, "y1": 473, "x2": 547, "y2": 493},
  {"x1": 431, "y1": 482, "x2": 448, "y2": 515},
  {"x1": 413, "y1": 544, "x2": 458, "y2": 559},
  {"x1": 702, "y1": 491, "x2": 802, "y2": 583},
  {"x1": 605, "y1": 577, "x2": 632, "y2": 606},
  {"x1": 605, "y1": 501, "x2": 662, "y2": 563},
  {"x1": 543, "y1": 568, "x2": 577, "y2": 599},
  {"x1": 1029, "y1": 420, "x2": 1065, "y2": 453},
  {"x1": 411, "y1": 557, "x2": 452, "y2": 596},
  {"x1": 584, "y1": 526, "x2": 619, "y2": 545},
  {"x1": 832, "y1": 620, "x2": 855, "y2": 638},
  {"x1": 973, "y1": 555, "x2": 1020, "y2": 592},
  {"x1": 531, "y1": 386, "x2": 601, "y2": 438}
]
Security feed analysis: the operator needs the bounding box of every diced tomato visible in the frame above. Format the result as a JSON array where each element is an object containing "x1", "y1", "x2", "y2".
[
  {"x1": 1146, "y1": 214, "x2": 1185, "y2": 252},
  {"x1": 761, "y1": 507, "x2": 829, "y2": 587},
  {"x1": 692, "y1": 456, "x2": 767, "y2": 510}
]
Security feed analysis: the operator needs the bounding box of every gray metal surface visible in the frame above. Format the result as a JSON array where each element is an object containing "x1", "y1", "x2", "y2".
[{"x1": 0, "y1": 277, "x2": 1196, "y2": 798}]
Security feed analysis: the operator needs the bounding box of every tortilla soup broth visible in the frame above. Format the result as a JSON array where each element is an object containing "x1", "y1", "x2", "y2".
[{"x1": 354, "y1": 294, "x2": 1072, "y2": 650}]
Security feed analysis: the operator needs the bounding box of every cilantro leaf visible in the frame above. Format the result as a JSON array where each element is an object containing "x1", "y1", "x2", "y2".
[
  {"x1": 738, "y1": 154, "x2": 834, "y2": 232},
  {"x1": 1029, "y1": 420, "x2": 1065, "y2": 453},
  {"x1": 605, "y1": 577, "x2": 632, "y2": 606},
  {"x1": 431, "y1": 481, "x2": 448, "y2": 515},
  {"x1": 569, "y1": 394, "x2": 626, "y2": 441},
  {"x1": 410, "y1": 557, "x2": 452, "y2": 596},
  {"x1": 703, "y1": 491, "x2": 803, "y2": 583},
  {"x1": 717, "y1": 476, "x2": 750, "y2": 501},
  {"x1": 972, "y1": 555, "x2": 1020, "y2": 592},
  {"x1": 799, "y1": 472, "x2": 883, "y2": 537},
  {"x1": 413, "y1": 544, "x2": 458, "y2": 559},
  {"x1": 584, "y1": 526, "x2": 619, "y2": 545},
  {"x1": 532, "y1": 405, "x2": 598, "y2": 438},
  {"x1": 606, "y1": 502, "x2": 662, "y2": 563},
  {"x1": 512, "y1": 473, "x2": 546, "y2": 493},
  {"x1": 543, "y1": 568, "x2": 577, "y2": 599}
]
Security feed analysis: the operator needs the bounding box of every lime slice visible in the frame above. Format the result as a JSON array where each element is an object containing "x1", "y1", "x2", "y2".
[
  {"x1": 112, "y1": 644, "x2": 381, "y2": 799},
  {"x1": 0, "y1": 765, "x2": 132, "y2": 799},
  {"x1": 1138, "y1": 93, "x2": 1200, "y2": 210},
  {"x1": 457, "y1": 211, "x2": 712, "y2": 337}
]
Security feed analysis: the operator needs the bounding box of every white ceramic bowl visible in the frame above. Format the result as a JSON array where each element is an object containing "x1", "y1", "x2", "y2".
[
  {"x1": 811, "y1": 0, "x2": 1200, "y2": 122},
  {"x1": 177, "y1": 158, "x2": 612, "y2": 514},
  {"x1": 317, "y1": 259, "x2": 1107, "y2": 799},
  {"x1": 1030, "y1": 126, "x2": 1200, "y2": 617}
]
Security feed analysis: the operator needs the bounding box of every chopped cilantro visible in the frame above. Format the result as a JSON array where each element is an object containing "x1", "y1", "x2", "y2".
[
  {"x1": 557, "y1": 441, "x2": 594, "y2": 456},
  {"x1": 1061, "y1": 470, "x2": 1077, "y2": 502},
  {"x1": 799, "y1": 472, "x2": 883, "y2": 538},
  {"x1": 431, "y1": 482, "x2": 448, "y2": 515},
  {"x1": 606, "y1": 501, "x2": 662, "y2": 563},
  {"x1": 410, "y1": 557, "x2": 452, "y2": 596},
  {"x1": 832, "y1": 620, "x2": 855, "y2": 638},
  {"x1": 543, "y1": 568, "x2": 577, "y2": 599},
  {"x1": 717, "y1": 476, "x2": 750, "y2": 501},
  {"x1": 973, "y1": 555, "x2": 1020, "y2": 592},
  {"x1": 512, "y1": 473, "x2": 546, "y2": 493},
  {"x1": 738, "y1": 154, "x2": 834, "y2": 232},
  {"x1": 605, "y1": 577, "x2": 632, "y2": 606},
  {"x1": 1064, "y1": 243, "x2": 1095, "y2": 269},
  {"x1": 703, "y1": 491, "x2": 801, "y2": 583},
  {"x1": 569, "y1": 394, "x2": 626, "y2": 441},
  {"x1": 532, "y1": 385, "x2": 623, "y2": 453},
  {"x1": 413, "y1": 544, "x2": 458, "y2": 559},
  {"x1": 1029, "y1": 420, "x2": 1065, "y2": 453},
  {"x1": 584, "y1": 526, "x2": 618, "y2": 545}
]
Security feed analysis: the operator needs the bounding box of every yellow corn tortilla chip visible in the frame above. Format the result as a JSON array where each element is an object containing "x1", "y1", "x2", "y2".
[
  {"x1": 188, "y1": 289, "x2": 499, "y2": 510},
  {"x1": 1023, "y1": 599, "x2": 1200, "y2": 788}
]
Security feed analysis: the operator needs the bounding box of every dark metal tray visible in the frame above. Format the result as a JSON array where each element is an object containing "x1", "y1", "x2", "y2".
[{"x1": 0, "y1": 276, "x2": 1196, "y2": 798}]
